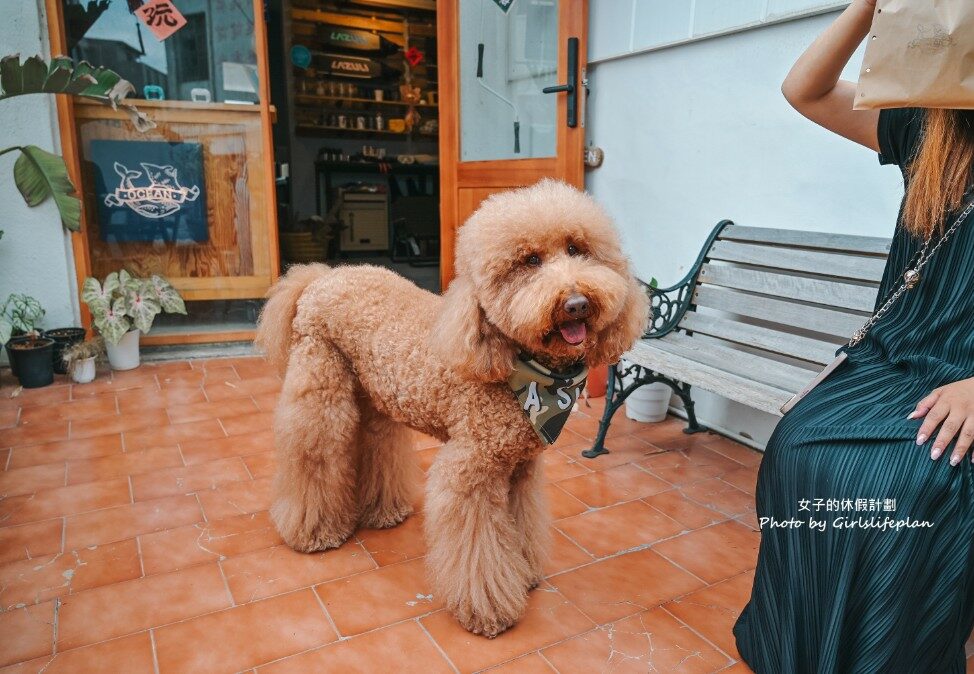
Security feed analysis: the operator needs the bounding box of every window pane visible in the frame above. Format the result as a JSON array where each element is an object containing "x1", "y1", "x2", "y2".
[
  {"x1": 459, "y1": 0, "x2": 559, "y2": 161},
  {"x1": 63, "y1": 0, "x2": 258, "y2": 103}
]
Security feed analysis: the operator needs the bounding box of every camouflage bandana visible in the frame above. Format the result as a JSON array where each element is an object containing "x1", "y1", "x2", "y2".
[{"x1": 507, "y1": 354, "x2": 588, "y2": 445}]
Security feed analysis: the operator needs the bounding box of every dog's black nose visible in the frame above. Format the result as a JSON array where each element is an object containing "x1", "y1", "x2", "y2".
[{"x1": 564, "y1": 293, "x2": 590, "y2": 318}]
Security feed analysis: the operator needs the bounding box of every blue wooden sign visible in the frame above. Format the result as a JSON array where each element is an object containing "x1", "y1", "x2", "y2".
[{"x1": 90, "y1": 140, "x2": 208, "y2": 244}]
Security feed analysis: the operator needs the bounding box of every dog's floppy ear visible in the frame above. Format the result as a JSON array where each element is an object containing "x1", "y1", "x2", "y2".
[
  {"x1": 586, "y1": 277, "x2": 650, "y2": 368},
  {"x1": 434, "y1": 275, "x2": 517, "y2": 382}
]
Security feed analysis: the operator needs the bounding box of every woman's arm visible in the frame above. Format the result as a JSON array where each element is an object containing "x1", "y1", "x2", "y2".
[{"x1": 781, "y1": 0, "x2": 880, "y2": 151}]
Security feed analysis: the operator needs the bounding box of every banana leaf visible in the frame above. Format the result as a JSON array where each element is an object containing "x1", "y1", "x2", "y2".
[
  {"x1": 1, "y1": 54, "x2": 154, "y2": 232},
  {"x1": 0, "y1": 54, "x2": 153, "y2": 132},
  {"x1": 13, "y1": 145, "x2": 81, "y2": 231}
]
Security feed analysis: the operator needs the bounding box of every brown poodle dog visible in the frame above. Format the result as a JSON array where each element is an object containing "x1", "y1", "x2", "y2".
[{"x1": 256, "y1": 179, "x2": 648, "y2": 637}]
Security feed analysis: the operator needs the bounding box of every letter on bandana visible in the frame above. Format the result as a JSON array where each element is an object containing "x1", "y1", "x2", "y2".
[{"x1": 507, "y1": 354, "x2": 588, "y2": 444}]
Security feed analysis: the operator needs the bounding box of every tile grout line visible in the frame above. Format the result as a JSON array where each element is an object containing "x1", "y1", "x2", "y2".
[
  {"x1": 537, "y1": 649, "x2": 561, "y2": 672},
  {"x1": 545, "y1": 519, "x2": 736, "y2": 586},
  {"x1": 52, "y1": 597, "x2": 61, "y2": 655},
  {"x1": 659, "y1": 604, "x2": 739, "y2": 665},
  {"x1": 217, "y1": 559, "x2": 236, "y2": 607},
  {"x1": 149, "y1": 629, "x2": 161, "y2": 674},
  {"x1": 310, "y1": 585, "x2": 344, "y2": 641},
  {"x1": 135, "y1": 535, "x2": 146, "y2": 578},
  {"x1": 195, "y1": 492, "x2": 209, "y2": 523},
  {"x1": 417, "y1": 619, "x2": 461, "y2": 674}
]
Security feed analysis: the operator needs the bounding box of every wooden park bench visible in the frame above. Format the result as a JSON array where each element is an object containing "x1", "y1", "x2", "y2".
[{"x1": 583, "y1": 220, "x2": 893, "y2": 458}]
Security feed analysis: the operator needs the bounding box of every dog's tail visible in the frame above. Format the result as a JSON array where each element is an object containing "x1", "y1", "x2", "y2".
[{"x1": 256, "y1": 263, "x2": 330, "y2": 374}]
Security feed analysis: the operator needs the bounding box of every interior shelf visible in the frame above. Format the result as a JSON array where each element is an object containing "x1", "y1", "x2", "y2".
[{"x1": 294, "y1": 94, "x2": 437, "y2": 109}]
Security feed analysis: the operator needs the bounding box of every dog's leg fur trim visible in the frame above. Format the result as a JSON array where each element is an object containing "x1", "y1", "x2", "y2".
[{"x1": 271, "y1": 335, "x2": 360, "y2": 552}]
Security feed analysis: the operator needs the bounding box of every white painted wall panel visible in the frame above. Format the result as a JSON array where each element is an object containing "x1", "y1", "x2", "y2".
[
  {"x1": 585, "y1": 11, "x2": 902, "y2": 447},
  {"x1": 0, "y1": 1, "x2": 79, "y2": 361},
  {"x1": 589, "y1": 0, "x2": 634, "y2": 62},
  {"x1": 692, "y1": 0, "x2": 766, "y2": 37},
  {"x1": 633, "y1": 0, "x2": 693, "y2": 50}
]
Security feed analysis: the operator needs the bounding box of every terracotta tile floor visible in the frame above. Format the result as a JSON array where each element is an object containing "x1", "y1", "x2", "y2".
[{"x1": 0, "y1": 356, "x2": 970, "y2": 673}]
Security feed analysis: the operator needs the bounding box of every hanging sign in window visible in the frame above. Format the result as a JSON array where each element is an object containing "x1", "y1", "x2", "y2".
[
  {"x1": 135, "y1": 0, "x2": 188, "y2": 41},
  {"x1": 91, "y1": 140, "x2": 208, "y2": 243}
]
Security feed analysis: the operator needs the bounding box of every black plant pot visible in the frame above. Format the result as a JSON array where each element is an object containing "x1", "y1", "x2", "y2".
[
  {"x1": 44, "y1": 327, "x2": 86, "y2": 374},
  {"x1": 6, "y1": 336, "x2": 55, "y2": 388},
  {"x1": 5, "y1": 329, "x2": 26, "y2": 378}
]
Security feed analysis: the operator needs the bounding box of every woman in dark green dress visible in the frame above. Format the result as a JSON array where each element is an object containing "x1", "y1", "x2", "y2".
[{"x1": 733, "y1": 1, "x2": 974, "y2": 672}]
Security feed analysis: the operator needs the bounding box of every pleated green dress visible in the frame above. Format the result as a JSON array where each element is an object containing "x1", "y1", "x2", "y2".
[{"x1": 734, "y1": 108, "x2": 974, "y2": 674}]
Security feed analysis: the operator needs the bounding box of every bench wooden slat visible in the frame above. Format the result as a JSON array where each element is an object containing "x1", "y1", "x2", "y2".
[
  {"x1": 626, "y1": 340, "x2": 792, "y2": 416},
  {"x1": 720, "y1": 224, "x2": 892, "y2": 255},
  {"x1": 698, "y1": 263, "x2": 878, "y2": 312},
  {"x1": 652, "y1": 333, "x2": 815, "y2": 393},
  {"x1": 707, "y1": 240, "x2": 887, "y2": 283},
  {"x1": 692, "y1": 285, "x2": 866, "y2": 339},
  {"x1": 680, "y1": 312, "x2": 841, "y2": 365}
]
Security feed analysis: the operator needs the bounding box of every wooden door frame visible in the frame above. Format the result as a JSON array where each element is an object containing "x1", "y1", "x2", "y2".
[
  {"x1": 44, "y1": 0, "x2": 279, "y2": 345},
  {"x1": 436, "y1": 0, "x2": 588, "y2": 288}
]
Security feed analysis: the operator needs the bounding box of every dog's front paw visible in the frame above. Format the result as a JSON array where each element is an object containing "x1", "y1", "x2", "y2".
[
  {"x1": 456, "y1": 606, "x2": 518, "y2": 639},
  {"x1": 359, "y1": 502, "x2": 412, "y2": 529},
  {"x1": 451, "y1": 592, "x2": 525, "y2": 639}
]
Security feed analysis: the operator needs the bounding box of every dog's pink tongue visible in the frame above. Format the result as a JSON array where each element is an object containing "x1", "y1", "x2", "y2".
[{"x1": 559, "y1": 321, "x2": 587, "y2": 345}]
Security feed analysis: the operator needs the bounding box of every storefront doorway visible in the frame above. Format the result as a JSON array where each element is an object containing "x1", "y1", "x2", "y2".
[{"x1": 48, "y1": 0, "x2": 588, "y2": 345}]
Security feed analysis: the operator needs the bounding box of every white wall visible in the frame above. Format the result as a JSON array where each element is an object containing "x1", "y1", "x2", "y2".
[
  {"x1": 585, "y1": 9, "x2": 905, "y2": 448},
  {"x1": 0, "y1": 2, "x2": 80, "y2": 351},
  {"x1": 590, "y1": 0, "x2": 850, "y2": 63}
]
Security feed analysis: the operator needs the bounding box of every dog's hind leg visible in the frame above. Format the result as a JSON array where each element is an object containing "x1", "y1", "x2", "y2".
[
  {"x1": 271, "y1": 336, "x2": 360, "y2": 553},
  {"x1": 509, "y1": 457, "x2": 549, "y2": 590},
  {"x1": 355, "y1": 404, "x2": 419, "y2": 529},
  {"x1": 424, "y1": 439, "x2": 533, "y2": 638}
]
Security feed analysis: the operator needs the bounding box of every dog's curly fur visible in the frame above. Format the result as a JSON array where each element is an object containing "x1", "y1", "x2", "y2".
[{"x1": 256, "y1": 179, "x2": 648, "y2": 637}]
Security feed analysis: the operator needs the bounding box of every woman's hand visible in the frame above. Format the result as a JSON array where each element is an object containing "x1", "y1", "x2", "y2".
[{"x1": 909, "y1": 378, "x2": 974, "y2": 465}]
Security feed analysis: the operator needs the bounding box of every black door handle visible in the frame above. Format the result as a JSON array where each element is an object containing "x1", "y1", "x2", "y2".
[{"x1": 541, "y1": 36, "x2": 578, "y2": 128}]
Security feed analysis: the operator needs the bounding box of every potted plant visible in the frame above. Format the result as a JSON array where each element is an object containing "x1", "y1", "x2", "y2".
[
  {"x1": 61, "y1": 337, "x2": 104, "y2": 384},
  {"x1": 2, "y1": 293, "x2": 45, "y2": 379},
  {"x1": 6, "y1": 331, "x2": 55, "y2": 388},
  {"x1": 81, "y1": 270, "x2": 186, "y2": 370},
  {"x1": 44, "y1": 327, "x2": 87, "y2": 374}
]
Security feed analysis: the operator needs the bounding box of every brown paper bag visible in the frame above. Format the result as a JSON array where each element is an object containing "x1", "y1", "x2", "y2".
[{"x1": 855, "y1": 0, "x2": 974, "y2": 110}]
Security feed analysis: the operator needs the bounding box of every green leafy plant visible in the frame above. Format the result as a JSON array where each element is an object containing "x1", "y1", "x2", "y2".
[
  {"x1": 0, "y1": 54, "x2": 154, "y2": 231},
  {"x1": 81, "y1": 270, "x2": 186, "y2": 345},
  {"x1": 0, "y1": 294, "x2": 45, "y2": 344}
]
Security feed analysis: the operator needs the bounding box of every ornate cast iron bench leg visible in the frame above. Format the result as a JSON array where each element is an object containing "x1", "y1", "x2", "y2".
[
  {"x1": 582, "y1": 363, "x2": 623, "y2": 459},
  {"x1": 582, "y1": 363, "x2": 705, "y2": 459},
  {"x1": 676, "y1": 382, "x2": 704, "y2": 435}
]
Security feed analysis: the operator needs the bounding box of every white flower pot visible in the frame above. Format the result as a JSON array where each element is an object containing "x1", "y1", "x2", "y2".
[
  {"x1": 106, "y1": 329, "x2": 141, "y2": 371},
  {"x1": 71, "y1": 356, "x2": 97, "y2": 384},
  {"x1": 625, "y1": 382, "x2": 672, "y2": 423},
  {"x1": 619, "y1": 359, "x2": 672, "y2": 423}
]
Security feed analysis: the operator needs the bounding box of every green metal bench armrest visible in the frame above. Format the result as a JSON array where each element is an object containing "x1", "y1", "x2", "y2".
[{"x1": 642, "y1": 219, "x2": 734, "y2": 339}]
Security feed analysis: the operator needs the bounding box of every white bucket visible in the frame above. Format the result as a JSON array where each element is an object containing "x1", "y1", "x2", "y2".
[
  {"x1": 71, "y1": 356, "x2": 97, "y2": 384},
  {"x1": 106, "y1": 329, "x2": 141, "y2": 371},
  {"x1": 625, "y1": 382, "x2": 672, "y2": 422},
  {"x1": 618, "y1": 359, "x2": 671, "y2": 423}
]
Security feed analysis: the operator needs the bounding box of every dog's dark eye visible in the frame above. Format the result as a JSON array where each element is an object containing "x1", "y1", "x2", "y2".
[
  {"x1": 526, "y1": 253, "x2": 541, "y2": 267},
  {"x1": 567, "y1": 243, "x2": 580, "y2": 256}
]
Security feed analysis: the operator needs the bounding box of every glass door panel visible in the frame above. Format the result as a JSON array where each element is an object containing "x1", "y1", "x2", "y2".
[
  {"x1": 458, "y1": 0, "x2": 559, "y2": 161},
  {"x1": 57, "y1": 0, "x2": 276, "y2": 342}
]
